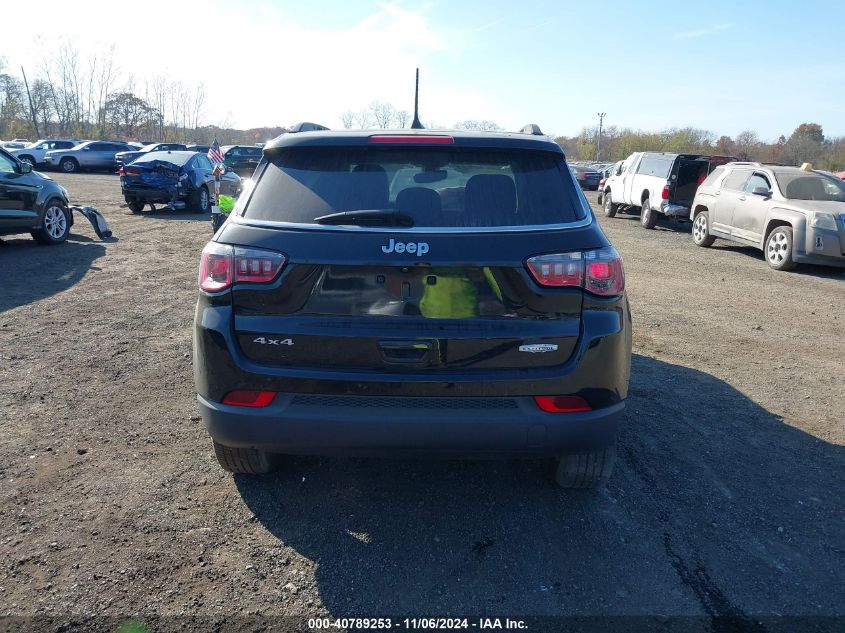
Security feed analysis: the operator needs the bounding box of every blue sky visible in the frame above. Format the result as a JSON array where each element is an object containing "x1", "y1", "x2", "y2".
[{"x1": 4, "y1": 0, "x2": 843, "y2": 139}]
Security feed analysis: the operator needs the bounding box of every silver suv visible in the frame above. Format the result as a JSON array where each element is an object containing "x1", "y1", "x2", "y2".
[
  {"x1": 43, "y1": 140, "x2": 135, "y2": 173},
  {"x1": 690, "y1": 162, "x2": 845, "y2": 270}
]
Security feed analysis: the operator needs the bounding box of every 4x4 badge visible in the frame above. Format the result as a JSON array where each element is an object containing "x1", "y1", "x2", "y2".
[
  {"x1": 253, "y1": 337, "x2": 293, "y2": 346},
  {"x1": 519, "y1": 343, "x2": 558, "y2": 353}
]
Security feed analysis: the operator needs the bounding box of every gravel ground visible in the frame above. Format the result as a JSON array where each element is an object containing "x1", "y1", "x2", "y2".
[{"x1": 0, "y1": 174, "x2": 843, "y2": 628}]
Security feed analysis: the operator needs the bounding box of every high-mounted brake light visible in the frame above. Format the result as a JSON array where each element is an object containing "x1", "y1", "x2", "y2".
[
  {"x1": 199, "y1": 243, "x2": 286, "y2": 292},
  {"x1": 369, "y1": 135, "x2": 454, "y2": 144},
  {"x1": 534, "y1": 395, "x2": 592, "y2": 413},
  {"x1": 526, "y1": 247, "x2": 624, "y2": 296},
  {"x1": 222, "y1": 390, "x2": 277, "y2": 407}
]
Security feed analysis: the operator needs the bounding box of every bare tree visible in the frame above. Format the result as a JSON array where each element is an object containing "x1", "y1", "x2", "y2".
[
  {"x1": 340, "y1": 110, "x2": 355, "y2": 129},
  {"x1": 150, "y1": 75, "x2": 168, "y2": 140},
  {"x1": 191, "y1": 82, "x2": 206, "y2": 134},
  {"x1": 395, "y1": 110, "x2": 410, "y2": 128},
  {"x1": 369, "y1": 101, "x2": 396, "y2": 128},
  {"x1": 354, "y1": 108, "x2": 373, "y2": 129},
  {"x1": 92, "y1": 45, "x2": 117, "y2": 136},
  {"x1": 453, "y1": 120, "x2": 503, "y2": 132}
]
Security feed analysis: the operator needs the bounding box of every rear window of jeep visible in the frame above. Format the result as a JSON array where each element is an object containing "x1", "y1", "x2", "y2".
[{"x1": 243, "y1": 147, "x2": 586, "y2": 228}]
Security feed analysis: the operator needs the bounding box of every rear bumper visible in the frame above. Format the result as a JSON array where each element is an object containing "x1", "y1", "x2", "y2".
[
  {"x1": 122, "y1": 185, "x2": 181, "y2": 202},
  {"x1": 661, "y1": 202, "x2": 691, "y2": 218},
  {"x1": 199, "y1": 394, "x2": 624, "y2": 457},
  {"x1": 193, "y1": 294, "x2": 632, "y2": 456}
]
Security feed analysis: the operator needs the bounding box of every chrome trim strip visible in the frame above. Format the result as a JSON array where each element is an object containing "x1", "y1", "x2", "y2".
[{"x1": 225, "y1": 212, "x2": 594, "y2": 234}]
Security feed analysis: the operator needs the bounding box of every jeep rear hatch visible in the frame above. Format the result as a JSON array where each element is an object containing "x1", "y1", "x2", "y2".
[{"x1": 216, "y1": 143, "x2": 617, "y2": 372}]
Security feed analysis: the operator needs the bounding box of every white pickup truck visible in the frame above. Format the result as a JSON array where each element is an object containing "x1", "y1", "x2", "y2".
[{"x1": 601, "y1": 152, "x2": 735, "y2": 229}]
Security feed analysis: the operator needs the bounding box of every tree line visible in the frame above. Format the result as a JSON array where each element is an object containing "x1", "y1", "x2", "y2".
[
  {"x1": 340, "y1": 101, "x2": 502, "y2": 132},
  {"x1": 556, "y1": 123, "x2": 845, "y2": 171},
  {"x1": 4, "y1": 50, "x2": 842, "y2": 169},
  {"x1": 0, "y1": 48, "x2": 220, "y2": 144}
]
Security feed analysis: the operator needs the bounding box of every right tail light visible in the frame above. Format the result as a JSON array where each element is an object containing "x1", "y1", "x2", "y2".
[{"x1": 526, "y1": 246, "x2": 625, "y2": 296}]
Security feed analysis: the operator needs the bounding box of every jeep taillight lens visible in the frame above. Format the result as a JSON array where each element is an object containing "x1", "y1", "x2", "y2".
[
  {"x1": 199, "y1": 243, "x2": 286, "y2": 292},
  {"x1": 525, "y1": 252, "x2": 583, "y2": 287},
  {"x1": 584, "y1": 247, "x2": 625, "y2": 295},
  {"x1": 526, "y1": 247, "x2": 624, "y2": 296},
  {"x1": 199, "y1": 242, "x2": 234, "y2": 292}
]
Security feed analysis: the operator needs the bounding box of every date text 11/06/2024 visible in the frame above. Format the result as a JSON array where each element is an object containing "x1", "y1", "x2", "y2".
[{"x1": 307, "y1": 618, "x2": 529, "y2": 630}]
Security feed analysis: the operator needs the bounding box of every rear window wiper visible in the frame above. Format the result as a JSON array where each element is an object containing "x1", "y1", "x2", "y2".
[{"x1": 314, "y1": 209, "x2": 415, "y2": 227}]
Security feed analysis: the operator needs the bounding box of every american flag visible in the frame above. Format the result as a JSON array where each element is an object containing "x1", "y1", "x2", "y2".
[{"x1": 208, "y1": 139, "x2": 225, "y2": 167}]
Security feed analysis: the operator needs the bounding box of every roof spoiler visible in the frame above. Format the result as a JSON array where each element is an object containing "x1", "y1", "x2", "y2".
[{"x1": 519, "y1": 124, "x2": 544, "y2": 136}]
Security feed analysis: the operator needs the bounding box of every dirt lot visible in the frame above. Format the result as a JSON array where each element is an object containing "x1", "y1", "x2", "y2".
[{"x1": 1, "y1": 173, "x2": 843, "y2": 628}]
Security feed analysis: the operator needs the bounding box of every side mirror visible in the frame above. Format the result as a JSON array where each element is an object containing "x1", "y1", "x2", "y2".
[
  {"x1": 20, "y1": 161, "x2": 32, "y2": 174},
  {"x1": 752, "y1": 187, "x2": 771, "y2": 197}
]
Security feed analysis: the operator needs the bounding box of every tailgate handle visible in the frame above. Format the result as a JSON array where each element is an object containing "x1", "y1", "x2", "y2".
[{"x1": 378, "y1": 340, "x2": 432, "y2": 364}]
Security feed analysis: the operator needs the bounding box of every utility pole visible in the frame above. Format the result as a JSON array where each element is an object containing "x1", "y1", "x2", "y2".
[
  {"x1": 21, "y1": 66, "x2": 40, "y2": 139},
  {"x1": 596, "y1": 112, "x2": 606, "y2": 161}
]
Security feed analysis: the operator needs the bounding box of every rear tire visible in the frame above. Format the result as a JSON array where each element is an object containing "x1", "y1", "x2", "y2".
[
  {"x1": 765, "y1": 226, "x2": 796, "y2": 271},
  {"x1": 127, "y1": 200, "x2": 145, "y2": 214},
  {"x1": 59, "y1": 157, "x2": 78, "y2": 173},
  {"x1": 212, "y1": 440, "x2": 275, "y2": 474},
  {"x1": 640, "y1": 196, "x2": 657, "y2": 229},
  {"x1": 555, "y1": 446, "x2": 616, "y2": 489},
  {"x1": 19, "y1": 155, "x2": 35, "y2": 167},
  {"x1": 31, "y1": 200, "x2": 70, "y2": 245},
  {"x1": 692, "y1": 210, "x2": 716, "y2": 247},
  {"x1": 603, "y1": 191, "x2": 618, "y2": 218},
  {"x1": 190, "y1": 186, "x2": 210, "y2": 213}
]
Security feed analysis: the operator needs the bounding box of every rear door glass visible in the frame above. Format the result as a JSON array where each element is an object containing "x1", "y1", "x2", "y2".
[
  {"x1": 244, "y1": 147, "x2": 586, "y2": 228},
  {"x1": 722, "y1": 169, "x2": 751, "y2": 191}
]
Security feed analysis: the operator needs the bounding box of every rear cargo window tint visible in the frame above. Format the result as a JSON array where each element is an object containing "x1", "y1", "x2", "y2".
[{"x1": 244, "y1": 147, "x2": 585, "y2": 228}]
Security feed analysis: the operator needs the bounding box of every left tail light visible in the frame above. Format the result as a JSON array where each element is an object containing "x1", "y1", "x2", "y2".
[
  {"x1": 661, "y1": 182, "x2": 670, "y2": 199},
  {"x1": 199, "y1": 243, "x2": 286, "y2": 292},
  {"x1": 526, "y1": 246, "x2": 625, "y2": 296}
]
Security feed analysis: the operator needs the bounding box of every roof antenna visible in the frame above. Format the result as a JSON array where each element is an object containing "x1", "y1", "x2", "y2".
[{"x1": 410, "y1": 68, "x2": 424, "y2": 129}]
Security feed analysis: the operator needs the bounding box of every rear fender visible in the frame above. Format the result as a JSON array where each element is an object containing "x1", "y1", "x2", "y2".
[{"x1": 690, "y1": 195, "x2": 714, "y2": 220}]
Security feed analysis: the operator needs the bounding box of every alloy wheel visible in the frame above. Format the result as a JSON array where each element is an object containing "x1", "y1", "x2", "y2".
[
  {"x1": 767, "y1": 232, "x2": 788, "y2": 265},
  {"x1": 44, "y1": 205, "x2": 67, "y2": 240},
  {"x1": 693, "y1": 215, "x2": 708, "y2": 243}
]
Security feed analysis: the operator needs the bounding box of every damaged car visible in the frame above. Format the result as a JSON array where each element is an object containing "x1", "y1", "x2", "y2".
[
  {"x1": 120, "y1": 151, "x2": 241, "y2": 213},
  {"x1": 115, "y1": 142, "x2": 188, "y2": 168}
]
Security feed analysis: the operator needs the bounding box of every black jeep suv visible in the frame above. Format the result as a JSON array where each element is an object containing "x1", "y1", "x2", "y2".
[{"x1": 193, "y1": 128, "x2": 632, "y2": 488}]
